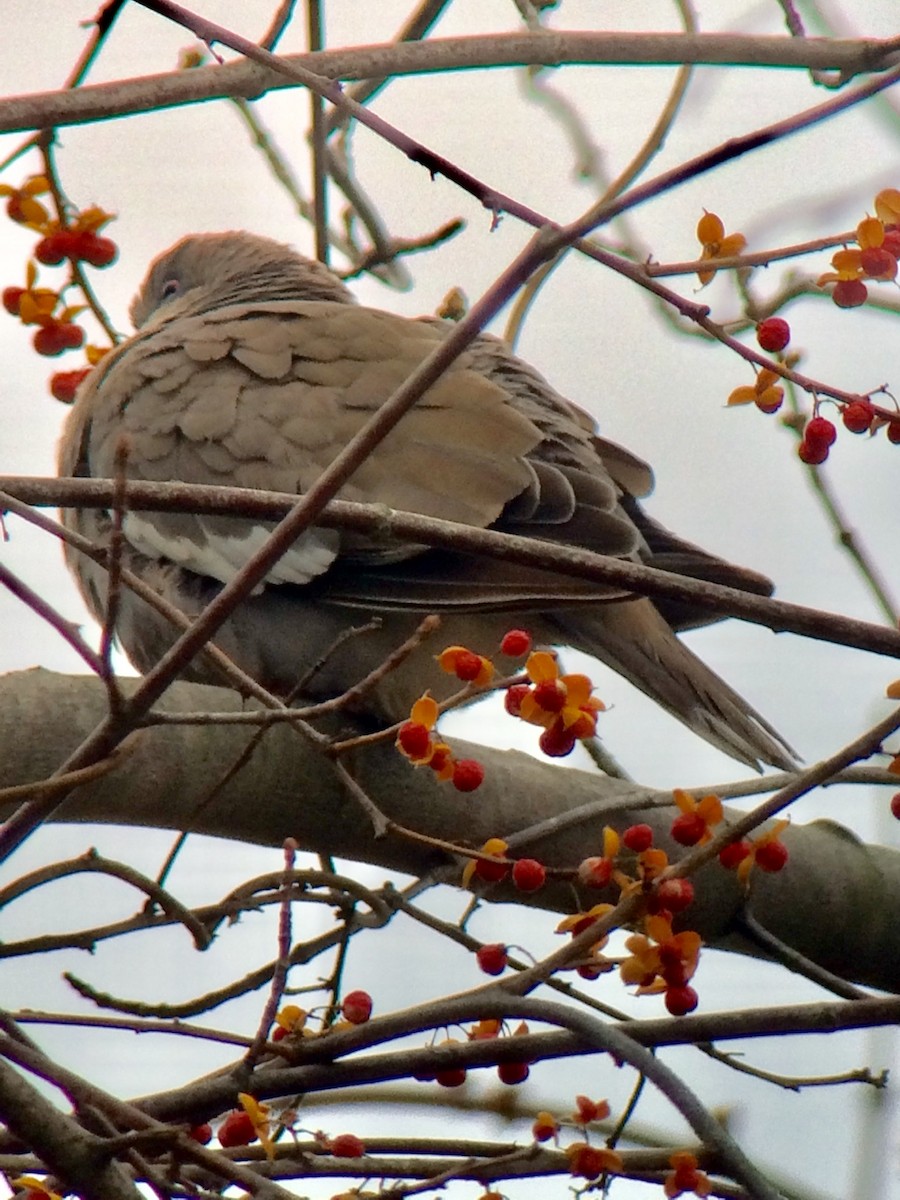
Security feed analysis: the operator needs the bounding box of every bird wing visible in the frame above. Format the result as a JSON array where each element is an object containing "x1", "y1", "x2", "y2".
[{"x1": 63, "y1": 299, "x2": 650, "y2": 606}]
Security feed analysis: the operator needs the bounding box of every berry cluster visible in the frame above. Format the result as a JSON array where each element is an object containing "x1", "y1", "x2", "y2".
[
  {"x1": 422, "y1": 1019, "x2": 533, "y2": 1089},
  {"x1": 0, "y1": 174, "x2": 116, "y2": 399},
  {"x1": 464, "y1": 837, "x2": 548, "y2": 893},
  {"x1": 533, "y1": 1096, "x2": 624, "y2": 1181},
  {"x1": 817, "y1": 193, "x2": 900, "y2": 308}
]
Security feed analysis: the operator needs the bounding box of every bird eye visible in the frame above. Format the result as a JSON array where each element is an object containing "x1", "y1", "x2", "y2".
[{"x1": 161, "y1": 278, "x2": 181, "y2": 301}]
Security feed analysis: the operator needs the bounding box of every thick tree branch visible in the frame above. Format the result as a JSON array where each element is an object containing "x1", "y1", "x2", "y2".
[
  {"x1": 0, "y1": 670, "x2": 898, "y2": 991},
  {"x1": 2, "y1": 33, "x2": 899, "y2": 135},
  {"x1": 6, "y1": 475, "x2": 900, "y2": 660}
]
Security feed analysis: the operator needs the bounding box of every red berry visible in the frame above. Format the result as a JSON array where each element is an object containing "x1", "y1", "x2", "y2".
[
  {"x1": 59, "y1": 322, "x2": 84, "y2": 348},
  {"x1": 497, "y1": 1060, "x2": 530, "y2": 1085},
  {"x1": 188, "y1": 1123, "x2": 212, "y2": 1144},
  {"x1": 341, "y1": 989, "x2": 372, "y2": 1024},
  {"x1": 34, "y1": 232, "x2": 70, "y2": 265},
  {"x1": 476, "y1": 943, "x2": 508, "y2": 976},
  {"x1": 670, "y1": 812, "x2": 706, "y2": 846},
  {"x1": 883, "y1": 229, "x2": 900, "y2": 256},
  {"x1": 6, "y1": 195, "x2": 27, "y2": 222},
  {"x1": 452, "y1": 758, "x2": 484, "y2": 792},
  {"x1": 511, "y1": 857, "x2": 546, "y2": 893},
  {"x1": 218, "y1": 1110, "x2": 256, "y2": 1147},
  {"x1": 577, "y1": 856, "x2": 613, "y2": 889},
  {"x1": 452, "y1": 650, "x2": 484, "y2": 681},
  {"x1": 842, "y1": 400, "x2": 875, "y2": 433},
  {"x1": 428, "y1": 744, "x2": 451, "y2": 774},
  {"x1": 2, "y1": 286, "x2": 24, "y2": 315},
  {"x1": 755, "y1": 388, "x2": 784, "y2": 414},
  {"x1": 804, "y1": 416, "x2": 836, "y2": 447},
  {"x1": 718, "y1": 839, "x2": 751, "y2": 869},
  {"x1": 532, "y1": 678, "x2": 566, "y2": 712},
  {"x1": 756, "y1": 317, "x2": 790, "y2": 352},
  {"x1": 329, "y1": 1133, "x2": 365, "y2": 1158},
  {"x1": 665, "y1": 984, "x2": 699, "y2": 1016},
  {"x1": 891, "y1": 793, "x2": 900, "y2": 820},
  {"x1": 532, "y1": 1113, "x2": 558, "y2": 1141},
  {"x1": 49, "y1": 367, "x2": 91, "y2": 404},
  {"x1": 504, "y1": 683, "x2": 530, "y2": 716},
  {"x1": 832, "y1": 278, "x2": 868, "y2": 308},
  {"x1": 797, "y1": 438, "x2": 829, "y2": 465},
  {"x1": 568, "y1": 1143, "x2": 608, "y2": 1179},
  {"x1": 622, "y1": 823, "x2": 653, "y2": 853},
  {"x1": 397, "y1": 720, "x2": 431, "y2": 758},
  {"x1": 860, "y1": 246, "x2": 897, "y2": 280},
  {"x1": 34, "y1": 321, "x2": 84, "y2": 357},
  {"x1": 474, "y1": 854, "x2": 509, "y2": 883},
  {"x1": 755, "y1": 840, "x2": 789, "y2": 872},
  {"x1": 887, "y1": 421, "x2": 900, "y2": 445},
  {"x1": 656, "y1": 878, "x2": 694, "y2": 913},
  {"x1": 500, "y1": 628, "x2": 532, "y2": 657},
  {"x1": 75, "y1": 232, "x2": 118, "y2": 268},
  {"x1": 539, "y1": 720, "x2": 577, "y2": 758},
  {"x1": 577, "y1": 960, "x2": 608, "y2": 980},
  {"x1": 435, "y1": 1066, "x2": 467, "y2": 1088},
  {"x1": 33, "y1": 323, "x2": 67, "y2": 356}
]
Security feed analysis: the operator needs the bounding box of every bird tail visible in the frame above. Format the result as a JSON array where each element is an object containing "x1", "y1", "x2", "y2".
[{"x1": 550, "y1": 600, "x2": 798, "y2": 772}]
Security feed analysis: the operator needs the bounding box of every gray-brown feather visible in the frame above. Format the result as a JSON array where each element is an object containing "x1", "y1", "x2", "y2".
[{"x1": 58, "y1": 230, "x2": 797, "y2": 770}]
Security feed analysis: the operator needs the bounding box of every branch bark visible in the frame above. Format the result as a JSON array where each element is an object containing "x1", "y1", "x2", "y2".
[
  {"x1": 1, "y1": 669, "x2": 897, "y2": 992},
  {"x1": 2, "y1": 32, "x2": 899, "y2": 135}
]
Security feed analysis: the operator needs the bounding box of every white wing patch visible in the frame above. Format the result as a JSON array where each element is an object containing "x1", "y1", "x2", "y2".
[{"x1": 123, "y1": 514, "x2": 339, "y2": 592}]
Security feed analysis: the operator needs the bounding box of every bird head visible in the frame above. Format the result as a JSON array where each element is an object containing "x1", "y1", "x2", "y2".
[{"x1": 129, "y1": 231, "x2": 354, "y2": 329}]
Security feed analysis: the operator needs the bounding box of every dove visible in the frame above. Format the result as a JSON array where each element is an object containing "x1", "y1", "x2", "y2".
[{"x1": 58, "y1": 231, "x2": 796, "y2": 770}]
